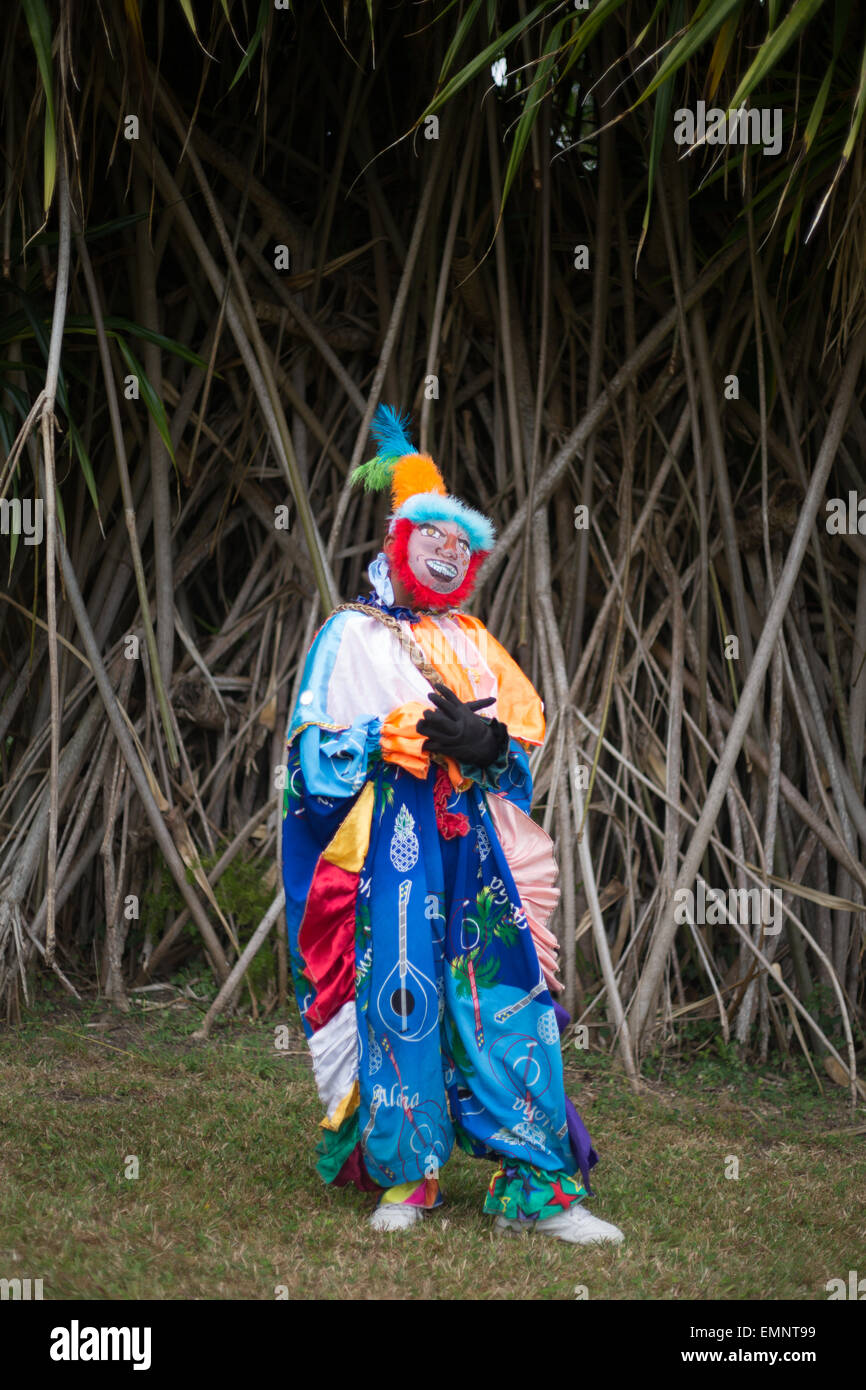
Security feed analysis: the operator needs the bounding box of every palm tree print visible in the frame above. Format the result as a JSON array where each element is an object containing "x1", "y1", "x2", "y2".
[
  {"x1": 449, "y1": 883, "x2": 523, "y2": 999},
  {"x1": 355, "y1": 899, "x2": 371, "y2": 944},
  {"x1": 371, "y1": 762, "x2": 395, "y2": 823},
  {"x1": 467, "y1": 885, "x2": 519, "y2": 948},
  {"x1": 444, "y1": 1018, "x2": 475, "y2": 1080},
  {"x1": 451, "y1": 951, "x2": 500, "y2": 999}
]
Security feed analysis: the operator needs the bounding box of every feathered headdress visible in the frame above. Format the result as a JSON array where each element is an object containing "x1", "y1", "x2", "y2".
[{"x1": 350, "y1": 404, "x2": 495, "y2": 554}]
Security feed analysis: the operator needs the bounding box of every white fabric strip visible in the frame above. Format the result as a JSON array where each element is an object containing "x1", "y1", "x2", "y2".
[{"x1": 308, "y1": 1000, "x2": 358, "y2": 1120}]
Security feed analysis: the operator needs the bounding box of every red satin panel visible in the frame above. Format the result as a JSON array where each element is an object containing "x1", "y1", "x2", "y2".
[{"x1": 298, "y1": 859, "x2": 358, "y2": 1031}]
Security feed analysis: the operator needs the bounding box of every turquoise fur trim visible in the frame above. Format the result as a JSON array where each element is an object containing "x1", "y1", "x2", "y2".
[{"x1": 393, "y1": 491, "x2": 495, "y2": 553}]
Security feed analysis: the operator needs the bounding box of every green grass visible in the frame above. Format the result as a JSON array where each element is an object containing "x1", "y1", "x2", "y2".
[{"x1": 0, "y1": 993, "x2": 863, "y2": 1300}]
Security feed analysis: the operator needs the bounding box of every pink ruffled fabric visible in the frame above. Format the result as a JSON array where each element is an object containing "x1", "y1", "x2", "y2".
[{"x1": 487, "y1": 794, "x2": 564, "y2": 992}]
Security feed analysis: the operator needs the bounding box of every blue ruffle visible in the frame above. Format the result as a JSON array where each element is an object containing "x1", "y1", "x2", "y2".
[
  {"x1": 298, "y1": 716, "x2": 382, "y2": 799},
  {"x1": 460, "y1": 737, "x2": 533, "y2": 810},
  {"x1": 352, "y1": 590, "x2": 421, "y2": 624}
]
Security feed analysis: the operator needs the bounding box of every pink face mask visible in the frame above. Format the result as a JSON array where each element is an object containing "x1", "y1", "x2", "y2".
[{"x1": 405, "y1": 521, "x2": 471, "y2": 595}]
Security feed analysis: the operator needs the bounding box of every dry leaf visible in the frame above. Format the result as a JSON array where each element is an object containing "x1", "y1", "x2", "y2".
[{"x1": 823, "y1": 1054, "x2": 866, "y2": 1100}]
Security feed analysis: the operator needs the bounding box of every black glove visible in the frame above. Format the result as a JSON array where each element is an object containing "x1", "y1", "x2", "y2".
[{"x1": 416, "y1": 685, "x2": 509, "y2": 767}]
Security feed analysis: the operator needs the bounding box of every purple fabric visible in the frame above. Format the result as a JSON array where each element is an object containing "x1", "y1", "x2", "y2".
[
  {"x1": 553, "y1": 1000, "x2": 599, "y2": 1193},
  {"x1": 565, "y1": 1097, "x2": 599, "y2": 1194},
  {"x1": 333, "y1": 1142, "x2": 381, "y2": 1192}
]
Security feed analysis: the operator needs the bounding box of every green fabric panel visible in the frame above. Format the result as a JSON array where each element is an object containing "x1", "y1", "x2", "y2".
[
  {"x1": 483, "y1": 1160, "x2": 588, "y2": 1222},
  {"x1": 314, "y1": 1111, "x2": 360, "y2": 1184}
]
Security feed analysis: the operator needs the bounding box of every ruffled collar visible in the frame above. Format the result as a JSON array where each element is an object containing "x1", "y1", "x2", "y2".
[
  {"x1": 354, "y1": 589, "x2": 421, "y2": 624},
  {"x1": 360, "y1": 554, "x2": 459, "y2": 623}
]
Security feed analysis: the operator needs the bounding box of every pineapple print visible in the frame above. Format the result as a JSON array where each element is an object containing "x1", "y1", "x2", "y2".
[
  {"x1": 389, "y1": 804, "x2": 419, "y2": 872},
  {"x1": 537, "y1": 1009, "x2": 559, "y2": 1046},
  {"x1": 513, "y1": 1119, "x2": 546, "y2": 1150}
]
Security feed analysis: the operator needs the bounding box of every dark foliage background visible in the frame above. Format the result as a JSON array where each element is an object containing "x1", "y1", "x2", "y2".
[{"x1": 2, "y1": 1, "x2": 865, "y2": 1098}]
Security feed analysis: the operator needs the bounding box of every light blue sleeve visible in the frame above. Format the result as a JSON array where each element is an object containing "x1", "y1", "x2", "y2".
[
  {"x1": 297, "y1": 716, "x2": 383, "y2": 799},
  {"x1": 287, "y1": 611, "x2": 384, "y2": 800}
]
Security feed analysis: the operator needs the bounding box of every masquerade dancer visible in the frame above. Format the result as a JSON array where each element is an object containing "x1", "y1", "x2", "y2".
[{"x1": 281, "y1": 405, "x2": 623, "y2": 1243}]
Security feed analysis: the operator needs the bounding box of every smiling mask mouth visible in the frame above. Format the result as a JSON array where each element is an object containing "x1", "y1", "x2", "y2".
[
  {"x1": 388, "y1": 518, "x2": 484, "y2": 610},
  {"x1": 425, "y1": 558, "x2": 459, "y2": 581}
]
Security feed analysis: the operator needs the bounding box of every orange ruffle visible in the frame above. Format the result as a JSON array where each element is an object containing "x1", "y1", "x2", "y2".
[
  {"x1": 380, "y1": 700, "x2": 467, "y2": 789},
  {"x1": 379, "y1": 701, "x2": 429, "y2": 777}
]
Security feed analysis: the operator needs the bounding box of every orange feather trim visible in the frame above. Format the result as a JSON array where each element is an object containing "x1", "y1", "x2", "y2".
[{"x1": 390, "y1": 453, "x2": 446, "y2": 510}]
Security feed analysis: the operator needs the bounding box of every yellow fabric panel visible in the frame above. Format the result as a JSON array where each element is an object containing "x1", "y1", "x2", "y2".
[
  {"x1": 379, "y1": 1177, "x2": 441, "y2": 1208},
  {"x1": 321, "y1": 780, "x2": 375, "y2": 872},
  {"x1": 319, "y1": 1081, "x2": 360, "y2": 1132},
  {"x1": 380, "y1": 1179, "x2": 423, "y2": 1205}
]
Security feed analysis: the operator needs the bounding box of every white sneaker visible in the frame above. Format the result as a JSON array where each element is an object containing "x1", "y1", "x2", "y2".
[
  {"x1": 369, "y1": 1202, "x2": 424, "y2": 1232},
  {"x1": 495, "y1": 1204, "x2": 624, "y2": 1245}
]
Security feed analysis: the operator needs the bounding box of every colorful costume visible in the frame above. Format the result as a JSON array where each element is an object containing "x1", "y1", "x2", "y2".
[{"x1": 281, "y1": 407, "x2": 608, "y2": 1233}]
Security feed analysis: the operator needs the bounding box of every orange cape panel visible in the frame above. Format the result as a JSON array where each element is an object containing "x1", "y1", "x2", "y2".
[{"x1": 413, "y1": 614, "x2": 545, "y2": 746}]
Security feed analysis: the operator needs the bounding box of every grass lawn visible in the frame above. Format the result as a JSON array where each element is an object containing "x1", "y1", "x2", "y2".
[{"x1": 1, "y1": 988, "x2": 863, "y2": 1300}]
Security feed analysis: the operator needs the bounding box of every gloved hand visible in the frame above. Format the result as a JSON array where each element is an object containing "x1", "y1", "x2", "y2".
[{"x1": 416, "y1": 685, "x2": 508, "y2": 767}]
